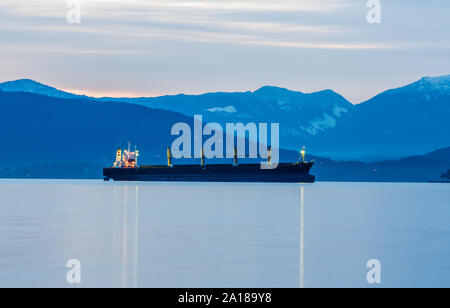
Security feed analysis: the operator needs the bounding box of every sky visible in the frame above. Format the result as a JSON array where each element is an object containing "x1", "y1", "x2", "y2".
[{"x1": 0, "y1": 0, "x2": 449, "y2": 103}]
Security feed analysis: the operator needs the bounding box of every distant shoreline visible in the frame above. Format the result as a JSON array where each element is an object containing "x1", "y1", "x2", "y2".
[{"x1": 1, "y1": 177, "x2": 448, "y2": 184}]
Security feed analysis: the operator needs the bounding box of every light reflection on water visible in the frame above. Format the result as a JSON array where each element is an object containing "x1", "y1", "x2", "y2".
[
  {"x1": 300, "y1": 185, "x2": 304, "y2": 289},
  {"x1": 0, "y1": 180, "x2": 449, "y2": 288},
  {"x1": 112, "y1": 184, "x2": 139, "y2": 288}
]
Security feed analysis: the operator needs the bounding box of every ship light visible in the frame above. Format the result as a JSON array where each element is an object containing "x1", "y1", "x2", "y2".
[{"x1": 300, "y1": 146, "x2": 306, "y2": 162}]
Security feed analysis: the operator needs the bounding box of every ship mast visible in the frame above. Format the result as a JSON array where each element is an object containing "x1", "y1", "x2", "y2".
[
  {"x1": 167, "y1": 147, "x2": 172, "y2": 167},
  {"x1": 201, "y1": 147, "x2": 205, "y2": 167},
  {"x1": 268, "y1": 146, "x2": 272, "y2": 166},
  {"x1": 300, "y1": 146, "x2": 306, "y2": 163},
  {"x1": 135, "y1": 145, "x2": 139, "y2": 167}
]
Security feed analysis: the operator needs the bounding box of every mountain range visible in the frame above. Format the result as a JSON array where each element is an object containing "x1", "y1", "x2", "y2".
[
  {"x1": 0, "y1": 91, "x2": 192, "y2": 168},
  {"x1": 313, "y1": 76, "x2": 450, "y2": 159},
  {"x1": 0, "y1": 75, "x2": 449, "y2": 162}
]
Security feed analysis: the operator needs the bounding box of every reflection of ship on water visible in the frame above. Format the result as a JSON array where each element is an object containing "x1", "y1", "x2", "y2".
[
  {"x1": 112, "y1": 185, "x2": 139, "y2": 288},
  {"x1": 104, "y1": 144, "x2": 315, "y2": 183},
  {"x1": 109, "y1": 182, "x2": 307, "y2": 288}
]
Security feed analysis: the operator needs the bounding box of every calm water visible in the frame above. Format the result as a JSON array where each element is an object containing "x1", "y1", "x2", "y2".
[{"x1": 0, "y1": 180, "x2": 449, "y2": 288}]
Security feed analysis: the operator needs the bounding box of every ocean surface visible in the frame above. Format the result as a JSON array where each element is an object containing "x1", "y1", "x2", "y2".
[{"x1": 0, "y1": 180, "x2": 449, "y2": 288}]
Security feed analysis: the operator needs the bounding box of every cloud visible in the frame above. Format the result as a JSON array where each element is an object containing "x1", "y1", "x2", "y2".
[
  {"x1": 0, "y1": 0, "x2": 389, "y2": 51},
  {"x1": 0, "y1": 0, "x2": 350, "y2": 23},
  {"x1": 0, "y1": 0, "x2": 448, "y2": 103}
]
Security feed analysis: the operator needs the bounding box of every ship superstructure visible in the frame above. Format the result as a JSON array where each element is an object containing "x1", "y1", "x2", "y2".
[{"x1": 113, "y1": 143, "x2": 140, "y2": 169}]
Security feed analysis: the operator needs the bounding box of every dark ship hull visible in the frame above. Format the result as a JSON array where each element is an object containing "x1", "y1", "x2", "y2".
[{"x1": 103, "y1": 162, "x2": 315, "y2": 183}]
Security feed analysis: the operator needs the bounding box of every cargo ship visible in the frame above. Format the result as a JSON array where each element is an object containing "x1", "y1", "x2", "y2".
[{"x1": 103, "y1": 145, "x2": 315, "y2": 183}]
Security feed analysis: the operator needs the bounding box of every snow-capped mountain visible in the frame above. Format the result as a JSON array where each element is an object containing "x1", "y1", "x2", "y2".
[
  {"x1": 0, "y1": 79, "x2": 354, "y2": 151},
  {"x1": 311, "y1": 75, "x2": 450, "y2": 160},
  {"x1": 1, "y1": 75, "x2": 448, "y2": 160},
  {"x1": 408, "y1": 75, "x2": 450, "y2": 94},
  {"x1": 97, "y1": 85, "x2": 354, "y2": 150},
  {"x1": 0, "y1": 79, "x2": 84, "y2": 100}
]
